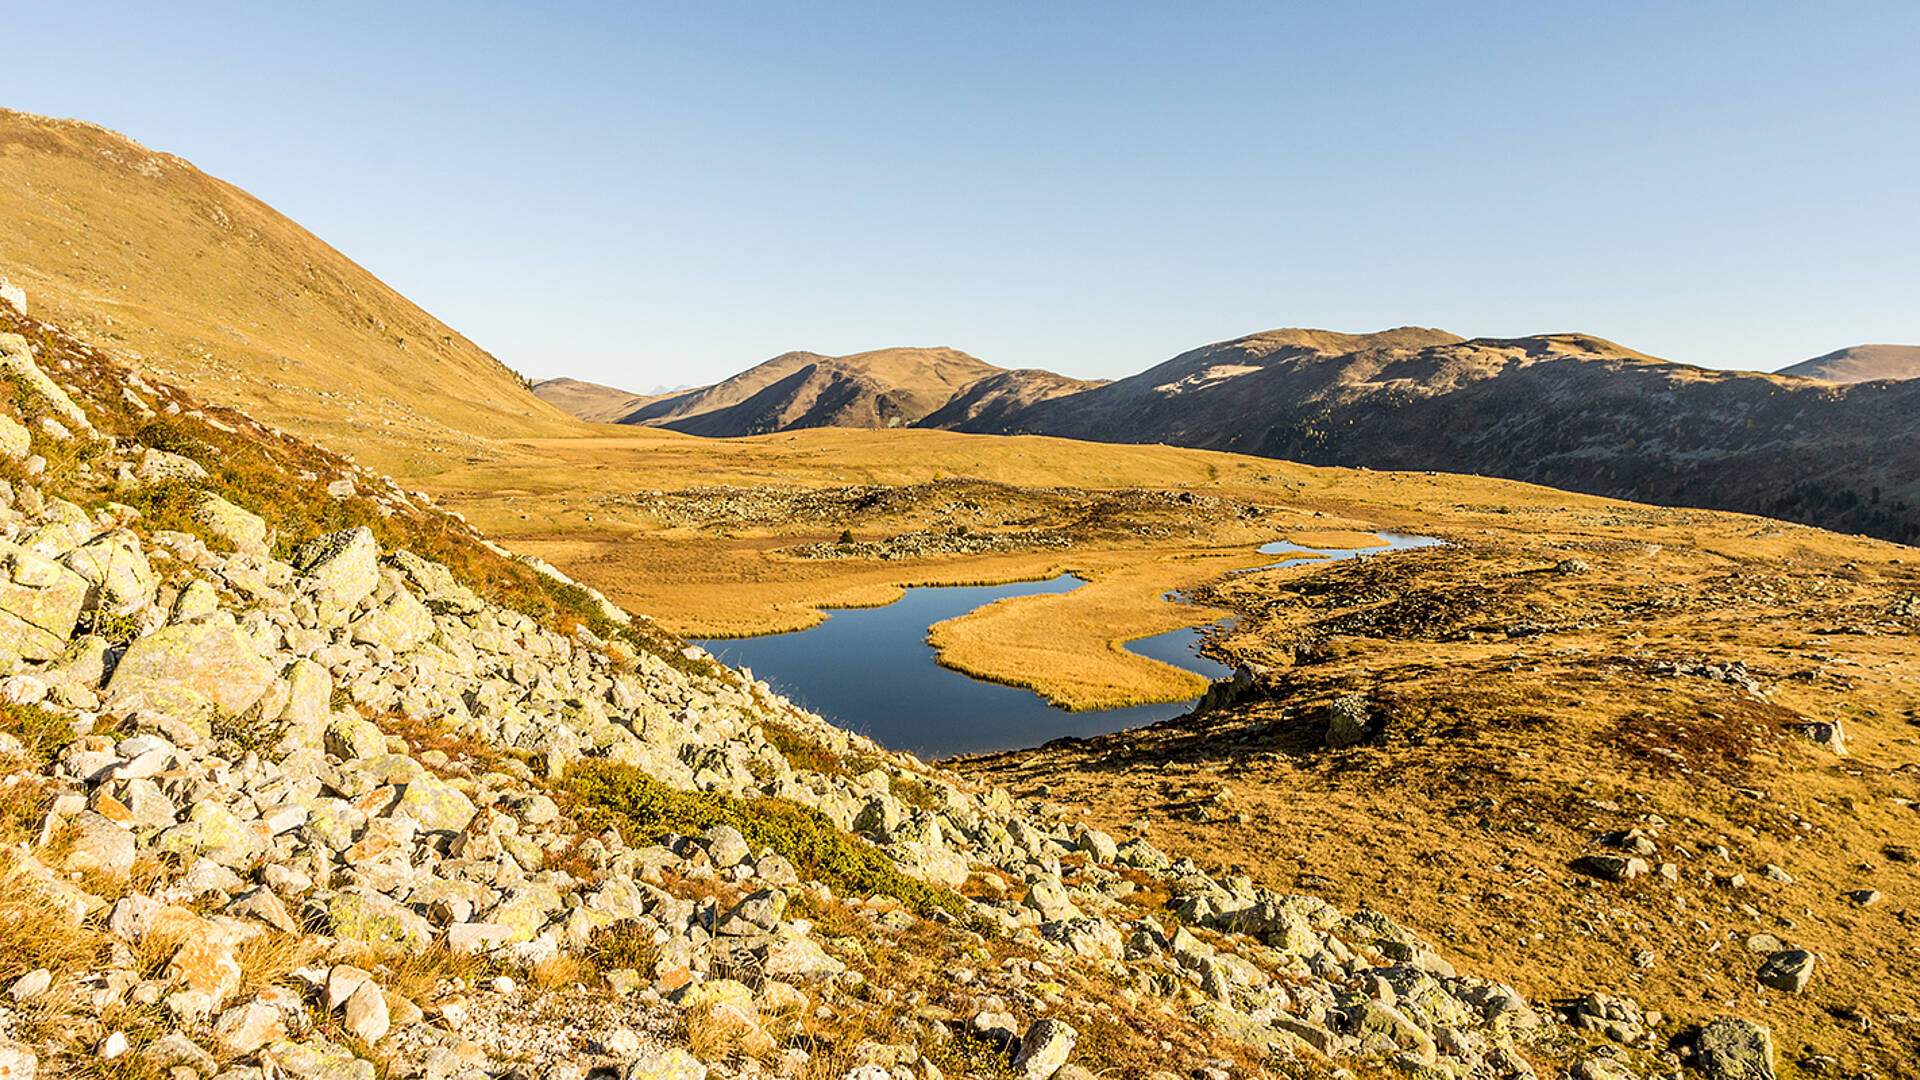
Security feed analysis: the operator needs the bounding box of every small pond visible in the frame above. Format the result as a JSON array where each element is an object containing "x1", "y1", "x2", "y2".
[{"x1": 694, "y1": 532, "x2": 1440, "y2": 760}]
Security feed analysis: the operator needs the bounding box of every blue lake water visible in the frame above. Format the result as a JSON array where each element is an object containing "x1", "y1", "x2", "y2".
[{"x1": 695, "y1": 532, "x2": 1441, "y2": 760}]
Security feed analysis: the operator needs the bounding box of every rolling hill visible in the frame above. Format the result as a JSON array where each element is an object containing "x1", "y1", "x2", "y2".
[
  {"x1": 608, "y1": 346, "x2": 1103, "y2": 436},
  {"x1": 528, "y1": 376, "x2": 667, "y2": 423},
  {"x1": 957, "y1": 328, "x2": 1920, "y2": 544},
  {"x1": 1777, "y1": 344, "x2": 1920, "y2": 383},
  {"x1": 0, "y1": 108, "x2": 580, "y2": 475}
]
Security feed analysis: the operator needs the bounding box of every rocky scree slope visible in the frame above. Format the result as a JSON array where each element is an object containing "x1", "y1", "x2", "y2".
[
  {"x1": 957, "y1": 328, "x2": 1920, "y2": 545},
  {"x1": 0, "y1": 305, "x2": 1767, "y2": 1080}
]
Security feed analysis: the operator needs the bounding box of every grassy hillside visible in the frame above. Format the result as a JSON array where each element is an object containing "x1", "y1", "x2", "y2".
[
  {"x1": 0, "y1": 108, "x2": 580, "y2": 477},
  {"x1": 1778, "y1": 344, "x2": 1920, "y2": 383},
  {"x1": 531, "y1": 375, "x2": 667, "y2": 422}
]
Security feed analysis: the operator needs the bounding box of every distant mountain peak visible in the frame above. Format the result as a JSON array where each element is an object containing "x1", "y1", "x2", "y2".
[{"x1": 1777, "y1": 344, "x2": 1920, "y2": 383}]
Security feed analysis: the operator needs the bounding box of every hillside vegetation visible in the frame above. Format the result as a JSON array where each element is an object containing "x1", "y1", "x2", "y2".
[{"x1": 0, "y1": 109, "x2": 579, "y2": 478}]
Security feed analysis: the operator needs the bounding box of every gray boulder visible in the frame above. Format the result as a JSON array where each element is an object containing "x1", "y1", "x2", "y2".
[
  {"x1": 107, "y1": 617, "x2": 276, "y2": 717},
  {"x1": 1012, "y1": 1019, "x2": 1077, "y2": 1079},
  {"x1": 1695, "y1": 1017, "x2": 1775, "y2": 1080},
  {"x1": 1756, "y1": 949, "x2": 1815, "y2": 993},
  {"x1": 0, "y1": 543, "x2": 91, "y2": 661},
  {"x1": 61, "y1": 529, "x2": 156, "y2": 616},
  {"x1": 294, "y1": 527, "x2": 380, "y2": 609},
  {"x1": 194, "y1": 494, "x2": 271, "y2": 557},
  {"x1": 1324, "y1": 693, "x2": 1370, "y2": 748}
]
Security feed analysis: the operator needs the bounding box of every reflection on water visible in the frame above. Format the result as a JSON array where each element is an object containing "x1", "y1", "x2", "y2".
[{"x1": 695, "y1": 533, "x2": 1440, "y2": 759}]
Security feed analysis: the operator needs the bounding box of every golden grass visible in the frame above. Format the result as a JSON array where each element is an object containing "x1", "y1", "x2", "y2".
[
  {"x1": 958, "y1": 517, "x2": 1920, "y2": 1074},
  {"x1": 0, "y1": 109, "x2": 581, "y2": 480},
  {"x1": 413, "y1": 425, "x2": 1643, "y2": 709},
  {"x1": 927, "y1": 548, "x2": 1252, "y2": 710}
]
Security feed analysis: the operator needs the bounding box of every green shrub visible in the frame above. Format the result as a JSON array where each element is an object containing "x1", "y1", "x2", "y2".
[
  {"x1": 762, "y1": 721, "x2": 847, "y2": 777},
  {"x1": 208, "y1": 707, "x2": 286, "y2": 755},
  {"x1": 582, "y1": 920, "x2": 660, "y2": 973},
  {"x1": 77, "y1": 610, "x2": 142, "y2": 648},
  {"x1": 565, "y1": 761, "x2": 966, "y2": 919}
]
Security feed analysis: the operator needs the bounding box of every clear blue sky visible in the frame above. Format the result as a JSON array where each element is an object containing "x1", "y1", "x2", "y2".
[{"x1": 7, "y1": 2, "x2": 1917, "y2": 387}]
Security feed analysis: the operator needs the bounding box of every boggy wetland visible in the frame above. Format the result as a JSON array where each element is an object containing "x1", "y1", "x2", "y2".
[{"x1": 694, "y1": 534, "x2": 1442, "y2": 758}]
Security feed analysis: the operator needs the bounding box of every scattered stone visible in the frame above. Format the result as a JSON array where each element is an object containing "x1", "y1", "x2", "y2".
[
  {"x1": 1795, "y1": 721, "x2": 1847, "y2": 756},
  {"x1": 1757, "y1": 949, "x2": 1815, "y2": 993},
  {"x1": 1573, "y1": 853, "x2": 1647, "y2": 882},
  {"x1": 213, "y1": 1001, "x2": 287, "y2": 1055},
  {"x1": 1323, "y1": 693, "x2": 1370, "y2": 748},
  {"x1": 342, "y1": 979, "x2": 391, "y2": 1044},
  {"x1": 1695, "y1": 1017, "x2": 1776, "y2": 1080},
  {"x1": 0, "y1": 1040, "x2": 31, "y2": 1080},
  {"x1": 1011, "y1": 1019, "x2": 1077, "y2": 1079},
  {"x1": 6, "y1": 969, "x2": 50, "y2": 1002},
  {"x1": 623, "y1": 1048, "x2": 706, "y2": 1080}
]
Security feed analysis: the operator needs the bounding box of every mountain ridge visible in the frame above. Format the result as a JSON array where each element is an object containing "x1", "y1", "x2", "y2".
[{"x1": 1777, "y1": 343, "x2": 1920, "y2": 383}]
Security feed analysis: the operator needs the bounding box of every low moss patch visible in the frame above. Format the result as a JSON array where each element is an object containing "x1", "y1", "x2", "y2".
[{"x1": 564, "y1": 761, "x2": 966, "y2": 920}]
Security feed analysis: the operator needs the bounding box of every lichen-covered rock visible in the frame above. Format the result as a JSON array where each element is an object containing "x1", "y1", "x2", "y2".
[
  {"x1": 165, "y1": 935, "x2": 243, "y2": 1010},
  {"x1": 704, "y1": 825, "x2": 751, "y2": 868},
  {"x1": 317, "y1": 888, "x2": 433, "y2": 951},
  {"x1": 623, "y1": 1048, "x2": 705, "y2": 1080},
  {"x1": 325, "y1": 714, "x2": 387, "y2": 762},
  {"x1": 350, "y1": 585, "x2": 434, "y2": 653},
  {"x1": 485, "y1": 883, "x2": 563, "y2": 943},
  {"x1": 194, "y1": 493, "x2": 270, "y2": 556},
  {"x1": 136, "y1": 447, "x2": 208, "y2": 483},
  {"x1": 395, "y1": 773, "x2": 478, "y2": 834},
  {"x1": 262, "y1": 1039, "x2": 376, "y2": 1080},
  {"x1": 1324, "y1": 693, "x2": 1370, "y2": 748},
  {"x1": 388, "y1": 550, "x2": 484, "y2": 615},
  {"x1": 293, "y1": 527, "x2": 380, "y2": 609},
  {"x1": 1012, "y1": 1019, "x2": 1077, "y2": 1079},
  {"x1": 0, "y1": 333, "x2": 93, "y2": 434},
  {"x1": 0, "y1": 542, "x2": 91, "y2": 661},
  {"x1": 271, "y1": 658, "x2": 333, "y2": 753},
  {"x1": 1695, "y1": 1017, "x2": 1775, "y2": 1080},
  {"x1": 61, "y1": 529, "x2": 156, "y2": 616},
  {"x1": 761, "y1": 932, "x2": 846, "y2": 979},
  {"x1": 107, "y1": 616, "x2": 276, "y2": 716},
  {"x1": 0, "y1": 417, "x2": 28, "y2": 461}
]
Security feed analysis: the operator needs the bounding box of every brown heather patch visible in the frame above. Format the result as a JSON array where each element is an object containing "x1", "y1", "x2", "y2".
[{"x1": 963, "y1": 531, "x2": 1920, "y2": 1076}]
